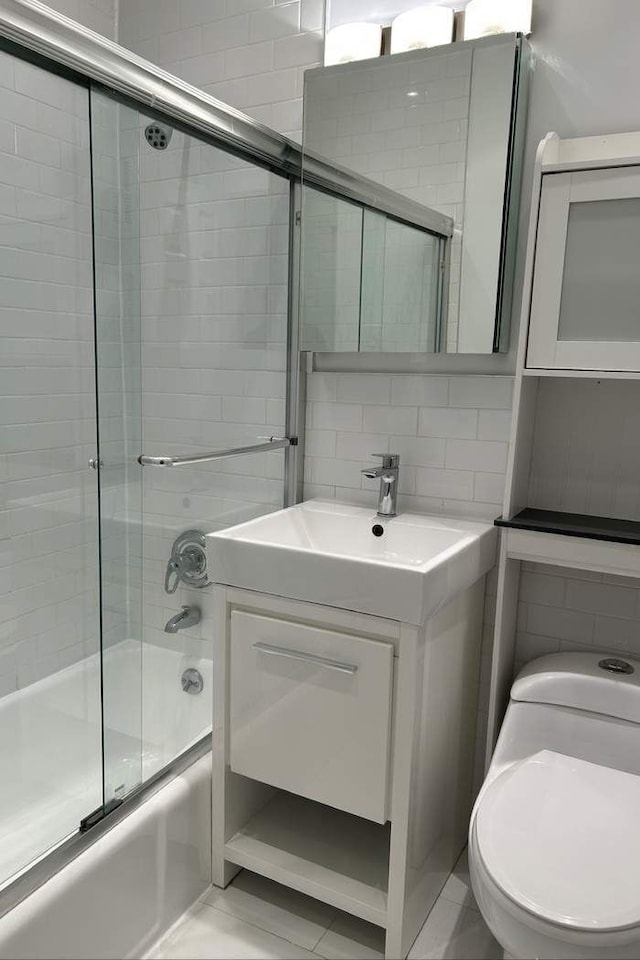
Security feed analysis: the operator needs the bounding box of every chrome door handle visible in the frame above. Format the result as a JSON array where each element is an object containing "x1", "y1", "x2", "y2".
[{"x1": 253, "y1": 642, "x2": 358, "y2": 675}]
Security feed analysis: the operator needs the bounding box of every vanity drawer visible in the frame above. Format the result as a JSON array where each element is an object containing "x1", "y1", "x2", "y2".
[{"x1": 229, "y1": 610, "x2": 394, "y2": 823}]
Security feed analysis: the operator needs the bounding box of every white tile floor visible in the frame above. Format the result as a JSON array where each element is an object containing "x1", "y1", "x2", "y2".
[{"x1": 144, "y1": 850, "x2": 502, "y2": 960}]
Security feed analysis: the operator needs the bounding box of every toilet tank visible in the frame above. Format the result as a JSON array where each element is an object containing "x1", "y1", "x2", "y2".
[
  {"x1": 492, "y1": 652, "x2": 640, "y2": 778},
  {"x1": 512, "y1": 652, "x2": 640, "y2": 723}
]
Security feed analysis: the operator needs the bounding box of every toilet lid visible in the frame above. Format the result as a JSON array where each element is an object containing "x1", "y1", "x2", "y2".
[{"x1": 475, "y1": 750, "x2": 640, "y2": 931}]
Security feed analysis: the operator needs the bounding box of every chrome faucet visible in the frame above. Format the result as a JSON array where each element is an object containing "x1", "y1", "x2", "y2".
[
  {"x1": 362, "y1": 454, "x2": 400, "y2": 518},
  {"x1": 165, "y1": 605, "x2": 201, "y2": 634}
]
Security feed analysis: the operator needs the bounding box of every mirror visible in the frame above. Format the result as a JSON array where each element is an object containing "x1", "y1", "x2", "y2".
[
  {"x1": 300, "y1": 33, "x2": 529, "y2": 355},
  {"x1": 301, "y1": 189, "x2": 442, "y2": 352}
]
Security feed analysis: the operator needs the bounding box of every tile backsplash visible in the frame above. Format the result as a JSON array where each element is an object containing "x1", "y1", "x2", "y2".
[
  {"x1": 304, "y1": 372, "x2": 513, "y2": 520},
  {"x1": 514, "y1": 562, "x2": 640, "y2": 672}
]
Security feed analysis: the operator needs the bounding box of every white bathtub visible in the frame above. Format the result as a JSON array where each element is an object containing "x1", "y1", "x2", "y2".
[
  {"x1": 0, "y1": 753, "x2": 212, "y2": 960},
  {"x1": 0, "y1": 641, "x2": 212, "y2": 890}
]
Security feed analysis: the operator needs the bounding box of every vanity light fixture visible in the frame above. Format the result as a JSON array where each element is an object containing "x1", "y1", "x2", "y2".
[
  {"x1": 463, "y1": 0, "x2": 532, "y2": 39},
  {"x1": 390, "y1": 5, "x2": 455, "y2": 53},
  {"x1": 324, "y1": 22, "x2": 383, "y2": 65}
]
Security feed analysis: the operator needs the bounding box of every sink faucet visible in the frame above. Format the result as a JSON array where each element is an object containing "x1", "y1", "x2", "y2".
[
  {"x1": 165, "y1": 605, "x2": 201, "y2": 634},
  {"x1": 362, "y1": 454, "x2": 400, "y2": 518}
]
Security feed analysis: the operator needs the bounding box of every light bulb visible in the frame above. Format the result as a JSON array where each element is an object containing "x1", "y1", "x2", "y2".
[
  {"x1": 391, "y1": 6, "x2": 455, "y2": 53},
  {"x1": 463, "y1": 0, "x2": 532, "y2": 39},
  {"x1": 324, "y1": 23, "x2": 383, "y2": 66}
]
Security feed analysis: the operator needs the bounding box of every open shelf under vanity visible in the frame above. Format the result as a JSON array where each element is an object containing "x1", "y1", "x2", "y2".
[{"x1": 224, "y1": 790, "x2": 391, "y2": 927}]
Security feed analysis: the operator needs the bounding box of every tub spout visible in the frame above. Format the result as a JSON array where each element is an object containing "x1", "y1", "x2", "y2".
[{"x1": 165, "y1": 605, "x2": 201, "y2": 633}]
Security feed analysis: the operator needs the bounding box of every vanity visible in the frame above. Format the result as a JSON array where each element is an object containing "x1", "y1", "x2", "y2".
[{"x1": 207, "y1": 500, "x2": 496, "y2": 959}]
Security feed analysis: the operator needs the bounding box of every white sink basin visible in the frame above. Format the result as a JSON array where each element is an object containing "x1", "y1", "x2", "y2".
[{"x1": 208, "y1": 500, "x2": 497, "y2": 625}]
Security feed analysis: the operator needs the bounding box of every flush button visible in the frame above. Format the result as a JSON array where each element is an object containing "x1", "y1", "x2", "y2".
[{"x1": 599, "y1": 657, "x2": 634, "y2": 675}]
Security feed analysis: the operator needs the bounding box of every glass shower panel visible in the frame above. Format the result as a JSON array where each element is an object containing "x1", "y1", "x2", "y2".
[
  {"x1": 0, "y1": 52, "x2": 102, "y2": 887},
  {"x1": 361, "y1": 211, "x2": 440, "y2": 353},
  {"x1": 93, "y1": 89, "x2": 291, "y2": 799},
  {"x1": 300, "y1": 186, "x2": 363, "y2": 351},
  {"x1": 138, "y1": 114, "x2": 291, "y2": 781},
  {"x1": 90, "y1": 91, "x2": 144, "y2": 803}
]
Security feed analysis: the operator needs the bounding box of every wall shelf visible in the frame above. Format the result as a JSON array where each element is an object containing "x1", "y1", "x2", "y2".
[
  {"x1": 224, "y1": 790, "x2": 390, "y2": 927},
  {"x1": 496, "y1": 508, "x2": 640, "y2": 545},
  {"x1": 523, "y1": 368, "x2": 640, "y2": 379}
]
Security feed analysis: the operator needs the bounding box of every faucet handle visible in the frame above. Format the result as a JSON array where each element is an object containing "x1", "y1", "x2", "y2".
[{"x1": 372, "y1": 453, "x2": 400, "y2": 469}]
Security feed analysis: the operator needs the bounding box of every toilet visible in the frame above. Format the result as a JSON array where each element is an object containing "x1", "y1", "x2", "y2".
[{"x1": 469, "y1": 652, "x2": 640, "y2": 960}]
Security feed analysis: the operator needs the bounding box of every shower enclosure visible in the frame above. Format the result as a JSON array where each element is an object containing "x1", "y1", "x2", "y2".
[
  {"x1": 0, "y1": 0, "x2": 450, "y2": 912},
  {"x1": 0, "y1": 18, "x2": 295, "y2": 896}
]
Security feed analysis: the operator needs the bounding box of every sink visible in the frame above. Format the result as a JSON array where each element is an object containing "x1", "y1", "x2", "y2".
[{"x1": 208, "y1": 500, "x2": 497, "y2": 625}]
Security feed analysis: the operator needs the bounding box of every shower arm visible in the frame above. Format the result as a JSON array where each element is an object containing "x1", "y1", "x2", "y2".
[{"x1": 138, "y1": 436, "x2": 292, "y2": 466}]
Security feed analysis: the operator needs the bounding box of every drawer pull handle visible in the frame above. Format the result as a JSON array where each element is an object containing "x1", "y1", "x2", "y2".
[{"x1": 253, "y1": 642, "x2": 358, "y2": 675}]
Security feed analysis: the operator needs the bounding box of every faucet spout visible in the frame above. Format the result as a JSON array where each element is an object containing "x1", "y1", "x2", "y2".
[
  {"x1": 165, "y1": 605, "x2": 201, "y2": 634},
  {"x1": 361, "y1": 453, "x2": 400, "y2": 518}
]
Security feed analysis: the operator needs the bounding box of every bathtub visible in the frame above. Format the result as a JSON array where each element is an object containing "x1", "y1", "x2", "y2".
[
  {"x1": 0, "y1": 640, "x2": 212, "y2": 891},
  {"x1": 0, "y1": 752, "x2": 212, "y2": 960}
]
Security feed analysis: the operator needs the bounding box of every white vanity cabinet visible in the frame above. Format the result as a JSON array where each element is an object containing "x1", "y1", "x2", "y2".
[
  {"x1": 211, "y1": 581, "x2": 486, "y2": 960},
  {"x1": 527, "y1": 164, "x2": 640, "y2": 371},
  {"x1": 229, "y1": 609, "x2": 394, "y2": 823}
]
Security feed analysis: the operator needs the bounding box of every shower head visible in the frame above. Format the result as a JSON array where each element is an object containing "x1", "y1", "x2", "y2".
[{"x1": 144, "y1": 122, "x2": 173, "y2": 150}]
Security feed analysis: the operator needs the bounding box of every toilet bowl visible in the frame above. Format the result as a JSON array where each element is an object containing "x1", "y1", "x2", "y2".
[{"x1": 469, "y1": 652, "x2": 640, "y2": 960}]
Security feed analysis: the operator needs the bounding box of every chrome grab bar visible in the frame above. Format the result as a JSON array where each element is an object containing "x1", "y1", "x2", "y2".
[
  {"x1": 253, "y1": 642, "x2": 358, "y2": 676},
  {"x1": 138, "y1": 436, "x2": 291, "y2": 467}
]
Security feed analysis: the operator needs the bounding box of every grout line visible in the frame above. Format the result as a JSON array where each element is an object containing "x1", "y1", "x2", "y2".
[{"x1": 196, "y1": 879, "x2": 336, "y2": 956}]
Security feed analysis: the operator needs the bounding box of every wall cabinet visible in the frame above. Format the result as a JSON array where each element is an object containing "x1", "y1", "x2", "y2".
[{"x1": 527, "y1": 165, "x2": 640, "y2": 371}]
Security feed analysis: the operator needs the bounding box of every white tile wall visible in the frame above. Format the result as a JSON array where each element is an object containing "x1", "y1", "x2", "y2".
[
  {"x1": 529, "y1": 378, "x2": 640, "y2": 521},
  {"x1": 0, "y1": 50, "x2": 100, "y2": 696},
  {"x1": 136, "y1": 121, "x2": 290, "y2": 653},
  {"x1": 45, "y1": 0, "x2": 116, "y2": 40},
  {"x1": 514, "y1": 562, "x2": 640, "y2": 673},
  {"x1": 118, "y1": 0, "x2": 325, "y2": 140},
  {"x1": 305, "y1": 372, "x2": 513, "y2": 520},
  {"x1": 91, "y1": 90, "x2": 144, "y2": 655}
]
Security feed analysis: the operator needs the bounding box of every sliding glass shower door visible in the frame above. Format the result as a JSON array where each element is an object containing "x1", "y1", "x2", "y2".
[
  {"x1": 0, "y1": 49, "x2": 103, "y2": 887},
  {"x1": 0, "y1": 45, "x2": 290, "y2": 892},
  {"x1": 91, "y1": 87, "x2": 291, "y2": 807}
]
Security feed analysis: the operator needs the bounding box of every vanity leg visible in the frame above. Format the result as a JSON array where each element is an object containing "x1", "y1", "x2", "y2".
[{"x1": 386, "y1": 583, "x2": 485, "y2": 958}]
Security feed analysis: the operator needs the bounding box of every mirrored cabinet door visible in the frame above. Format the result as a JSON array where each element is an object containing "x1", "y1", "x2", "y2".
[
  {"x1": 527, "y1": 166, "x2": 640, "y2": 371},
  {"x1": 300, "y1": 33, "x2": 529, "y2": 356},
  {"x1": 300, "y1": 187, "x2": 443, "y2": 354},
  {"x1": 360, "y1": 211, "x2": 440, "y2": 353},
  {"x1": 300, "y1": 189, "x2": 363, "y2": 352}
]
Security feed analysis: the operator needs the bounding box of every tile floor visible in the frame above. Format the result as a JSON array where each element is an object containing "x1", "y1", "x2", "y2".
[{"x1": 145, "y1": 850, "x2": 502, "y2": 960}]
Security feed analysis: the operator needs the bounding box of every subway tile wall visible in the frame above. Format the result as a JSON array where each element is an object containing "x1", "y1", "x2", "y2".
[
  {"x1": 136, "y1": 124, "x2": 290, "y2": 656},
  {"x1": 118, "y1": 0, "x2": 325, "y2": 140},
  {"x1": 92, "y1": 92, "x2": 144, "y2": 657},
  {"x1": 305, "y1": 373, "x2": 513, "y2": 520},
  {"x1": 118, "y1": 0, "x2": 324, "y2": 655},
  {"x1": 0, "y1": 52, "x2": 100, "y2": 696},
  {"x1": 514, "y1": 563, "x2": 640, "y2": 672},
  {"x1": 45, "y1": 0, "x2": 115, "y2": 40},
  {"x1": 114, "y1": 0, "x2": 322, "y2": 656}
]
